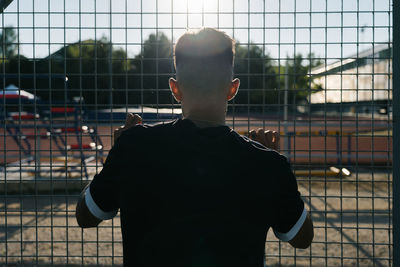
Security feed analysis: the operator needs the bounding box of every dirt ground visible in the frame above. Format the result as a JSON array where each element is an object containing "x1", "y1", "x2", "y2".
[{"x1": 0, "y1": 171, "x2": 392, "y2": 267}]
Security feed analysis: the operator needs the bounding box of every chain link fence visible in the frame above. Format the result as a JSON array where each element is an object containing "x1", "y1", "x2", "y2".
[{"x1": 0, "y1": 0, "x2": 394, "y2": 266}]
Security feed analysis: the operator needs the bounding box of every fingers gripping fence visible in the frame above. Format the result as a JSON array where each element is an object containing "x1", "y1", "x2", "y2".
[{"x1": 0, "y1": 0, "x2": 394, "y2": 266}]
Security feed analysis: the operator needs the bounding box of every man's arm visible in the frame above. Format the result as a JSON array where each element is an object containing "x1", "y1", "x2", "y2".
[
  {"x1": 272, "y1": 207, "x2": 314, "y2": 249},
  {"x1": 76, "y1": 184, "x2": 102, "y2": 228},
  {"x1": 75, "y1": 113, "x2": 142, "y2": 229},
  {"x1": 249, "y1": 128, "x2": 314, "y2": 249},
  {"x1": 288, "y1": 212, "x2": 314, "y2": 249}
]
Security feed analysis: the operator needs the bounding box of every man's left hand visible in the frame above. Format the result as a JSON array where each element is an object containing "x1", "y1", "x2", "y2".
[
  {"x1": 113, "y1": 113, "x2": 142, "y2": 145},
  {"x1": 249, "y1": 128, "x2": 280, "y2": 151}
]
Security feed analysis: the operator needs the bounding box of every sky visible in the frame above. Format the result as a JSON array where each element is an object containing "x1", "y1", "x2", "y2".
[{"x1": 1, "y1": 0, "x2": 393, "y2": 63}]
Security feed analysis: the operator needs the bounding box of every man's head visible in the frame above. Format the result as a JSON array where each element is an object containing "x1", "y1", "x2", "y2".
[{"x1": 169, "y1": 28, "x2": 240, "y2": 107}]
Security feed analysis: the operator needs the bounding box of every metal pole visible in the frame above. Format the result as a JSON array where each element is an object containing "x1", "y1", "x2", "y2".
[
  {"x1": 35, "y1": 133, "x2": 40, "y2": 177},
  {"x1": 284, "y1": 60, "x2": 289, "y2": 122},
  {"x1": 284, "y1": 59, "x2": 289, "y2": 155},
  {"x1": 392, "y1": 0, "x2": 399, "y2": 265}
]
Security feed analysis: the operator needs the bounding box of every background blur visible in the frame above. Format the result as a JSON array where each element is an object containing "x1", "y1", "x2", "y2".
[{"x1": 0, "y1": 0, "x2": 393, "y2": 266}]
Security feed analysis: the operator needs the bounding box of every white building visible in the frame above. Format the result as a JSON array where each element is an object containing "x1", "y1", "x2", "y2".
[{"x1": 309, "y1": 44, "x2": 392, "y2": 115}]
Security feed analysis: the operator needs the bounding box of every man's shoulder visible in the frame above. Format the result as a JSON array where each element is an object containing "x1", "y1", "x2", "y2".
[
  {"x1": 232, "y1": 131, "x2": 285, "y2": 158},
  {"x1": 113, "y1": 120, "x2": 178, "y2": 156},
  {"x1": 121, "y1": 119, "x2": 177, "y2": 136}
]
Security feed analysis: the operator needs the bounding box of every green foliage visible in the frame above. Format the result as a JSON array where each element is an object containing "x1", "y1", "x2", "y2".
[
  {"x1": 0, "y1": 28, "x2": 321, "y2": 112},
  {"x1": 132, "y1": 33, "x2": 174, "y2": 105},
  {"x1": 234, "y1": 44, "x2": 279, "y2": 112},
  {"x1": 0, "y1": 27, "x2": 17, "y2": 58},
  {"x1": 278, "y1": 53, "x2": 323, "y2": 111}
]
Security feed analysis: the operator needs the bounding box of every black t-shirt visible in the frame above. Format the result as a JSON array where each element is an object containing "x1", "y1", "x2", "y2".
[{"x1": 84, "y1": 118, "x2": 305, "y2": 267}]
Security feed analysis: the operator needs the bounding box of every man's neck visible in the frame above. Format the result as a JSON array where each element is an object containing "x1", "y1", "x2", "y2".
[
  {"x1": 184, "y1": 116, "x2": 225, "y2": 128},
  {"x1": 183, "y1": 106, "x2": 226, "y2": 128}
]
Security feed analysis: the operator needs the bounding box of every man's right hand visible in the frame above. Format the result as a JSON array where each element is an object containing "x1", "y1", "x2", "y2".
[
  {"x1": 249, "y1": 128, "x2": 280, "y2": 151},
  {"x1": 113, "y1": 113, "x2": 142, "y2": 145}
]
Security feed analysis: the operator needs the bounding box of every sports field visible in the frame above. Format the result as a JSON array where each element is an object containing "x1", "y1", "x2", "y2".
[
  {"x1": 0, "y1": 114, "x2": 392, "y2": 167},
  {"x1": 0, "y1": 115, "x2": 393, "y2": 266}
]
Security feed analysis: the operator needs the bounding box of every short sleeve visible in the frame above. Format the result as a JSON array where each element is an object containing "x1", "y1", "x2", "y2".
[
  {"x1": 85, "y1": 138, "x2": 124, "y2": 220},
  {"x1": 271, "y1": 155, "x2": 306, "y2": 242}
]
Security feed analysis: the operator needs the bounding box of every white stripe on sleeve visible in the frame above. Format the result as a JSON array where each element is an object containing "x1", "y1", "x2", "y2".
[
  {"x1": 85, "y1": 186, "x2": 118, "y2": 220},
  {"x1": 273, "y1": 207, "x2": 308, "y2": 242}
]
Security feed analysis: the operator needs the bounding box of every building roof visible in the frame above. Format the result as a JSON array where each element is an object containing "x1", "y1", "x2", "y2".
[
  {"x1": 311, "y1": 44, "x2": 392, "y2": 76},
  {"x1": 309, "y1": 44, "x2": 392, "y2": 104}
]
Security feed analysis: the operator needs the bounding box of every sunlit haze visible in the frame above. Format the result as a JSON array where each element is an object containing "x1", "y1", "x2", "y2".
[{"x1": 1, "y1": 0, "x2": 392, "y2": 62}]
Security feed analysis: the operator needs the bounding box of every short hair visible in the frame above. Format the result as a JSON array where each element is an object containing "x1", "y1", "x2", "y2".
[{"x1": 174, "y1": 28, "x2": 235, "y2": 97}]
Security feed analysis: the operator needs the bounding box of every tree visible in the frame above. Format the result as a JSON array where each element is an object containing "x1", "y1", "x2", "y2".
[
  {"x1": 233, "y1": 44, "x2": 280, "y2": 112},
  {"x1": 131, "y1": 32, "x2": 174, "y2": 106},
  {"x1": 0, "y1": 29, "x2": 322, "y2": 114},
  {"x1": 0, "y1": 27, "x2": 17, "y2": 58},
  {"x1": 280, "y1": 53, "x2": 323, "y2": 112},
  {"x1": 32, "y1": 36, "x2": 133, "y2": 106}
]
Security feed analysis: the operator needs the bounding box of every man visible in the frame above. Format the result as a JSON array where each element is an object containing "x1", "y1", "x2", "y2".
[{"x1": 76, "y1": 28, "x2": 313, "y2": 267}]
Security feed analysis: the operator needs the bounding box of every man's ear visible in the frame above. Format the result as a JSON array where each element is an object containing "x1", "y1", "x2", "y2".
[
  {"x1": 169, "y1": 78, "x2": 183, "y2": 102},
  {"x1": 227, "y1": 78, "x2": 240, "y2": 101}
]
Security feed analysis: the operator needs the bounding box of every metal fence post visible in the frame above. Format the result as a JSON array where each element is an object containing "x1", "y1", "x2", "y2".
[
  {"x1": 347, "y1": 135, "x2": 351, "y2": 166},
  {"x1": 392, "y1": 1, "x2": 399, "y2": 266},
  {"x1": 335, "y1": 131, "x2": 340, "y2": 165}
]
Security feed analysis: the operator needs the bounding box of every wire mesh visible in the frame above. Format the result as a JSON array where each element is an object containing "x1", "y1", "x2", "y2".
[{"x1": 0, "y1": 0, "x2": 393, "y2": 266}]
